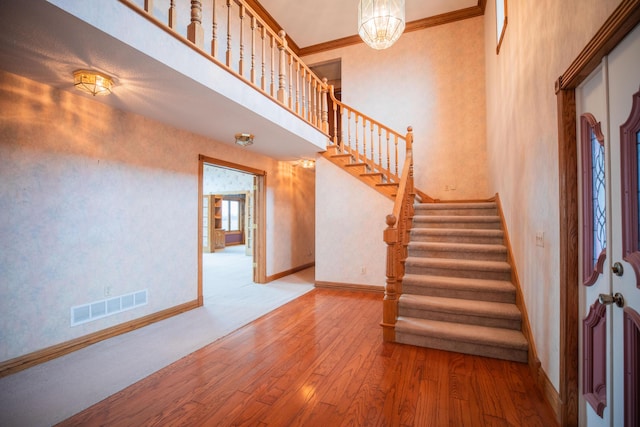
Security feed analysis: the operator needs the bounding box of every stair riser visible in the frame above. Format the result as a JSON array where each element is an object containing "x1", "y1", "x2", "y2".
[
  {"x1": 325, "y1": 145, "x2": 341, "y2": 155},
  {"x1": 375, "y1": 186, "x2": 398, "y2": 198},
  {"x1": 414, "y1": 208, "x2": 498, "y2": 216},
  {"x1": 395, "y1": 332, "x2": 528, "y2": 363},
  {"x1": 402, "y1": 284, "x2": 515, "y2": 303},
  {"x1": 404, "y1": 264, "x2": 512, "y2": 281},
  {"x1": 345, "y1": 164, "x2": 368, "y2": 174},
  {"x1": 398, "y1": 306, "x2": 522, "y2": 330},
  {"x1": 410, "y1": 233, "x2": 505, "y2": 245},
  {"x1": 408, "y1": 247, "x2": 507, "y2": 262},
  {"x1": 329, "y1": 154, "x2": 353, "y2": 164},
  {"x1": 359, "y1": 174, "x2": 384, "y2": 186},
  {"x1": 412, "y1": 219, "x2": 501, "y2": 230}
]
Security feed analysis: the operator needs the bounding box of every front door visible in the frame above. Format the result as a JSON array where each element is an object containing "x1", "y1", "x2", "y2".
[{"x1": 577, "y1": 24, "x2": 640, "y2": 427}]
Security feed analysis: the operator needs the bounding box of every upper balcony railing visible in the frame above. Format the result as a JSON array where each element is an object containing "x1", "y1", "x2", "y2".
[
  {"x1": 121, "y1": 0, "x2": 413, "y2": 182},
  {"x1": 121, "y1": 0, "x2": 329, "y2": 133}
]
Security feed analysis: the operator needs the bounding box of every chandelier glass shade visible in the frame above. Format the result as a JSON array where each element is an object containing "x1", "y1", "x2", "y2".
[{"x1": 358, "y1": 0, "x2": 405, "y2": 50}]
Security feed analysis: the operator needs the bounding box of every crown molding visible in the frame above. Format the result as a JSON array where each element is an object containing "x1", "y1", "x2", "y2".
[
  {"x1": 298, "y1": 3, "x2": 486, "y2": 57},
  {"x1": 249, "y1": 0, "x2": 486, "y2": 58},
  {"x1": 244, "y1": 0, "x2": 301, "y2": 55}
]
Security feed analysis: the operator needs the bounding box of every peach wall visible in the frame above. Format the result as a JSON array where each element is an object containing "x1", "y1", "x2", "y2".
[
  {"x1": 303, "y1": 16, "x2": 489, "y2": 201},
  {"x1": 483, "y1": 0, "x2": 621, "y2": 390},
  {"x1": 0, "y1": 70, "x2": 314, "y2": 362}
]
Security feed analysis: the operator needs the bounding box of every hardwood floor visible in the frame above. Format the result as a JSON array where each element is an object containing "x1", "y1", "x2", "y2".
[{"x1": 58, "y1": 289, "x2": 558, "y2": 426}]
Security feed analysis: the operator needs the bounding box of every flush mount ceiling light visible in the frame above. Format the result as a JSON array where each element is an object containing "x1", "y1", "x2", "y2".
[
  {"x1": 73, "y1": 69, "x2": 114, "y2": 96},
  {"x1": 358, "y1": 0, "x2": 405, "y2": 50},
  {"x1": 235, "y1": 133, "x2": 254, "y2": 147}
]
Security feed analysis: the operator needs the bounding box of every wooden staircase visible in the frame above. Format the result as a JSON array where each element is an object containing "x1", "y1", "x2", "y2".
[
  {"x1": 394, "y1": 201, "x2": 529, "y2": 363},
  {"x1": 320, "y1": 92, "x2": 529, "y2": 364},
  {"x1": 323, "y1": 144, "x2": 400, "y2": 200}
]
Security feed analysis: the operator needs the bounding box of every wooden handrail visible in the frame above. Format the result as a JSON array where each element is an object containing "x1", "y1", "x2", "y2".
[{"x1": 381, "y1": 127, "x2": 414, "y2": 341}]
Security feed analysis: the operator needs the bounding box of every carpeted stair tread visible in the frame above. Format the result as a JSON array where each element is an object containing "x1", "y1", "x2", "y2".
[
  {"x1": 413, "y1": 203, "x2": 498, "y2": 216},
  {"x1": 411, "y1": 228, "x2": 504, "y2": 237},
  {"x1": 410, "y1": 228, "x2": 505, "y2": 244},
  {"x1": 412, "y1": 227, "x2": 504, "y2": 234},
  {"x1": 395, "y1": 317, "x2": 528, "y2": 350},
  {"x1": 413, "y1": 215, "x2": 500, "y2": 223},
  {"x1": 408, "y1": 241, "x2": 507, "y2": 253},
  {"x1": 414, "y1": 202, "x2": 497, "y2": 210},
  {"x1": 405, "y1": 257, "x2": 511, "y2": 272},
  {"x1": 399, "y1": 294, "x2": 521, "y2": 320},
  {"x1": 403, "y1": 274, "x2": 515, "y2": 294}
]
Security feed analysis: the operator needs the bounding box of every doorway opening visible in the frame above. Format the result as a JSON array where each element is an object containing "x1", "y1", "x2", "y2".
[{"x1": 198, "y1": 155, "x2": 266, "y2": 306}]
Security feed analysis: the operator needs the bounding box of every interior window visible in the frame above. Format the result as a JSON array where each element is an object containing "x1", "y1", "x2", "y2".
[{"x1": 221, "y1": 199, "x2": 241, "y2": 231}]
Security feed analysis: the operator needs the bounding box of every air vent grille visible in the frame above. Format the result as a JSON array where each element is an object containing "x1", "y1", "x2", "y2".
[{"x1": 71, "y1": 290, "x2": 148, "y2": 326}]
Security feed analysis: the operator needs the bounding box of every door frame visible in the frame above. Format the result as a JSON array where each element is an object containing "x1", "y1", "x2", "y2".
[
  {"x1": 556, "y1": 1, "x2": 640, "y2": 425},
  {"x1": 198, "y1": 155, "x2": 267, "y2": 306}
]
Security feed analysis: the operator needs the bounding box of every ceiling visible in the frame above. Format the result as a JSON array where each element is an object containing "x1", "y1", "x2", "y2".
[
  {"x1": 0, "y1": 0, "x2": 327, "y2": 161},
  {"x1": 259, "y1": 0, "x2": 479, "y2": 49},
  {"x1": 0, "y1": 0, "x2": 482, "y2": 161}
]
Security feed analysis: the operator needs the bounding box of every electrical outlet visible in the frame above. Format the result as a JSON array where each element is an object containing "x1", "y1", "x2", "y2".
[
  {"x1": 535, "y1": 231, "x2": 544, "y2": 247},
  {"x1": 361, "y1": 266, "x2": 366, "y2": 275},
  {"x1": 104, "y1": 286, "x2": 112, "y2": 297}
]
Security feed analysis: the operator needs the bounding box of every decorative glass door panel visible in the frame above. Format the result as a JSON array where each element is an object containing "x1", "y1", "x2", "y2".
[{"x1": 577, "y1": 23, "x2": 640, "y2": 427}]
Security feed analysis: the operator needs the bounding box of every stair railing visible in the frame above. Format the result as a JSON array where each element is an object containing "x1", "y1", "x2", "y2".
[
  {"x1": 381, "y1": 127, "x2": 414, "y2": 341},
  {"x1": 327, "y1": 86, "x2": 407, "y2": 184},
  {"x1": 120, "y1": 0, "x2": 329, "y2": 133}
]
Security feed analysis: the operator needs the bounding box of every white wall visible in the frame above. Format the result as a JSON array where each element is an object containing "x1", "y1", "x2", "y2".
[
  {"x1": 304, "y1": 17, "x2": 489, "y2": 201},
  {"x1": 315, "y1": 157, "x2": 392, "y2": 288},
  {"x1": 483, "y1": 0, "x2": 621, "y2": 390},
  {"x1": 0, "y1": 70, "x2": 315, "y2": 362}
]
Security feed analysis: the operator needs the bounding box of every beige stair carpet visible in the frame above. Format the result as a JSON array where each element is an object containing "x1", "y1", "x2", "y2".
[{"x1": 395, "y1": 202, "x2": 529, "y2": 363}]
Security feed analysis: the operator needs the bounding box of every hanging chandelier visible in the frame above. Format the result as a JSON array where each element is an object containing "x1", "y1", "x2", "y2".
[{"x1": 358, "y1": 0, "x2": 406, "y2": 50}]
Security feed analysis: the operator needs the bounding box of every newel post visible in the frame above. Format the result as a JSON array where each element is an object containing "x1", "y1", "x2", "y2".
[
  {"x1": 187, "y1": 0, "x2": 204, "y2": 48},
  {"x1": 406, "y1": 125, "x2": 415, "y2": 216},
  {"x1": 401, "y1": 126, "x2": 415, "y2": 292},
  {"x1": 321, "y1": 78, "x2": 329, "y2": 134},
  {"x1": 382, "y1": 214, "x2": 398, "y2": 342},
  {"x1": 405, "y1": 126, "x2": 413, "y2": 153},
  {"x1": 277, "y1": 30, "x2": 288, "y2": 104}
]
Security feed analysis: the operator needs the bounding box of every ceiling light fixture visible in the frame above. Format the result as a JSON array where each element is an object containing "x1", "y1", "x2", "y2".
[
  {"x1": 73, "y1": 69, "x2": 114, "y2": 96},
  {"x1": 235, "y1": 133, "x2": 254, "y2": 147},
  {"x1": 358, "y1": 0, "x2": 405, "y2": 50},
  {"x1": 298, "y1": 159, "x2": 315, "y2": 169}
]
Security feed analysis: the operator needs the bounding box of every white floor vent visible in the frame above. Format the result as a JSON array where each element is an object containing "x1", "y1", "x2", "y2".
[{"x1": 71, "y1": 289, "x2": 148, "y2": 326}]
